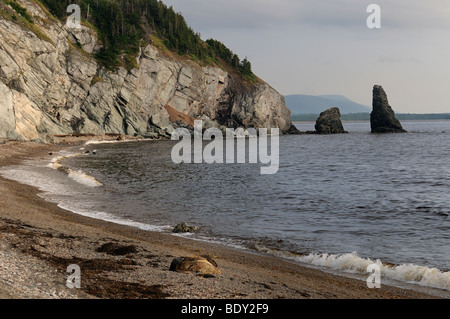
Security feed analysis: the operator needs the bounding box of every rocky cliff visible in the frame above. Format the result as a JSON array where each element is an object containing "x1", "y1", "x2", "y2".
[{"x1": 0, "y1": 0, "x2": 293, "y2": 142}]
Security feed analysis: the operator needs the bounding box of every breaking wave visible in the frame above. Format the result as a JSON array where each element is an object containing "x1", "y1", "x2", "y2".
[
  {"x1": 255, "y1": 247, "x2": 450, "y2": 292},
  {"x1": 57, "y1": 204, "x2": 170, "y2": 233},
  {"x1": 47, "y1": 153, "x2": 103, "y2": 188},
  {"x1": 84, "y1": 138, "x2": 147, "y2": 146}
]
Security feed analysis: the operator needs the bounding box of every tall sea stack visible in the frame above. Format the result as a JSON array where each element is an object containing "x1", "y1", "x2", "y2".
[{"x1": 370, "y1": 85, "x2": 407, "y2": 133}]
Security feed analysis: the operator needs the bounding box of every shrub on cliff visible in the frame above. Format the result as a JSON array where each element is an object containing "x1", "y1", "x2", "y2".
[{"x1": 38, "y1": 0, "x2": 255, "y2": 80}]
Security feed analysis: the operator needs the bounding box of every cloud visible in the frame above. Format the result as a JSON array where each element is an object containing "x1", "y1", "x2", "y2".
[
  {"x1": 163, "y1": 0, "x2": 450, "y2": 31},
  {"x1": 376, "y1": 1, "x2": 450, "y2": 29},
  {"x1": 161, "y1": 0, "x2": 450, "y2": 113},
  {"x1": 377, "y1": 56, "x2": 402, "y2": 64},
  {"x1": 163, "y1": 0, "x2": 303, "y2": 29}
]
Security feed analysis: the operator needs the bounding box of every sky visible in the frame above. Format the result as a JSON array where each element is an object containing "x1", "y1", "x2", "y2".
[{"x1": 162, "y1": 0, "x2": 450, "y2": 113}]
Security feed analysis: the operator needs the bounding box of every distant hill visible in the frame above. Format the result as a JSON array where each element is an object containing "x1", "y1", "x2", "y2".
[
  {"x1": 292, "y1": 112, "x2": 450, "y2": 122},
  {"x1": 286, "y1": 94, "x2": 371, "y2": 114}
]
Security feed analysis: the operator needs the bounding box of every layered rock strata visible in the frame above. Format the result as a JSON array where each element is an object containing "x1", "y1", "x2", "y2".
[{"x1": 0, "y1": 1, "x2": 293, "y2": 141}]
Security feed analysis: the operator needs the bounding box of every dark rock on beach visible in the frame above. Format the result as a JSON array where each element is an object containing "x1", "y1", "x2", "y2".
[
  {"x1": 173, "y1": 223, "x2": 200, "y2": 233},
  {"x1": 315, "y1": 107, "x2": 348, "y2": 134},
  {"x1": 371, "y1": 85, "x2": 407, "y2": 133}
]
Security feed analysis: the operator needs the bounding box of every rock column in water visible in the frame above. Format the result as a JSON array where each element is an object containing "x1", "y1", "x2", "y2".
[
  {"x1": 315, "y1": 107, "x2": 348, "y2": 134},
  {"x1": 370, "y1": 85, "x2": 407, "y2": 133}
]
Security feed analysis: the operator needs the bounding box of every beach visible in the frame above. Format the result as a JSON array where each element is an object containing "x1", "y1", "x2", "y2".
[{"x1": 0, "y1": 138, "x2": 441, "y2": 299}]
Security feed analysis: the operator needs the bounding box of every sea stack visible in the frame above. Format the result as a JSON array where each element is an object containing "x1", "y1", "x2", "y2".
[
  {"x1": 371, "y1": 85, "x2": 407, "y2": 133},
  {"x1": 315, "y1": 107, "x2": 348, "y2": 134}
]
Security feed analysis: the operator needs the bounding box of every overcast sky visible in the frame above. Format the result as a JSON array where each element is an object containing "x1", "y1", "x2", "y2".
[{"x1": 163, "y1": 0, "x2": 450, "y2": 113}]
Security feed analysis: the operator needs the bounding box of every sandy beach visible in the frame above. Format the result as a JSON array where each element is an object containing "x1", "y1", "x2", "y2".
[{"x1": 0, "y1": 138, "x2": 442, "y2": 299}]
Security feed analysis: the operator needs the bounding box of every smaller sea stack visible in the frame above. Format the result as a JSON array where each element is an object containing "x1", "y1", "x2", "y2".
[{"x1": 315, "y1": 107, "x2": 348, "y2": 134}]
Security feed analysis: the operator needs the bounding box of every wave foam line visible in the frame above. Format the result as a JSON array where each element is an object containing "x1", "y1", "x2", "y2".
[
  {"x1": 58, "y1": 204, "x2": 170, "y2": 233},
  {"x1": 297, "y1": 252, "x2": 450, "y2": 291},
  {"x1": 85, "y1": 140, "x2": 121, "y2": 145},
  {"x1": 255, "y1": 246, "x2": 450, "y2": 291},
  {"x1": 84, "y1": 138, "x2": 148, "y2": 146},
  {"x1": 47, "y1": 153, "x2": 103, "y2": 188}
]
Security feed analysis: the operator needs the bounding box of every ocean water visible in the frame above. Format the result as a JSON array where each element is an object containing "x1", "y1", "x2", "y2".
[{"x1": 2, "y1": 121, "x2": 450, "y2": 295}]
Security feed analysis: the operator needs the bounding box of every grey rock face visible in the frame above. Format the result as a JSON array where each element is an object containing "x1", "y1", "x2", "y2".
[
  {"x1": 67, "y1": 26, "x2": 102, "y2": 54},
  {"x1": 315, "y1": 107, "x2": 347, "y2": 134},
  {"x1": 371, "y1": 85, "x2": 407, "y2": 133},
  {"x1": 0, "y1": 3, "x2": 293, "y2": 141}
]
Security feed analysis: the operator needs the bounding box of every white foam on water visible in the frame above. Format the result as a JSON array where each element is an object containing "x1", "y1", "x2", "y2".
[
  {"x1": 256, "y1": 248, "x2": 450, "y2": 292},
  {"x1": 67, "y1": 169, "x2": 103, "y2": 187},
  {"x1": 3, "y1": 148, "x2": 449, "y2": 296},
  {"x1": 296, "y1": 251, "x2": 379, "y2": 273},
  {"x1": 46, "y1": 153, "x2": 103, "y2": 187},
  {"x1": 84, "y1": 138, "x2": 148, "y2": 146},
  {"x1": 0, "y1": 166, "x2": 74, "y2": 197},
  {"x1": 85, "y1": 140, "x2": 119, "y2": 145},
  {"x1": 1, "y1": 158, "x2": 171, "y2": 234},
  {"x1": 57, "y1": 204, "x2": 171, "y2": 233},
  {"x1": 383, "y1": 263, "x2": 450, "y2": 291},
  {"x1": 47, "y1": 153, "x2": 79, "y2": 170},
  {"x1": 47, "y1": 155, "x2": 64, "y2": 170}
]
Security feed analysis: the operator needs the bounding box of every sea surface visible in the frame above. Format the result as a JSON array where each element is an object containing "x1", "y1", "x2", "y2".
[{"x1": 2, "y1": 120, "x2": 450, "y2": 295}]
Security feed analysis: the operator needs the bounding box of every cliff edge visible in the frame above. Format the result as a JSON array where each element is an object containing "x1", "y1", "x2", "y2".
[{"x1": 0, "y1": 0, "x2": 293, "y2": 142}]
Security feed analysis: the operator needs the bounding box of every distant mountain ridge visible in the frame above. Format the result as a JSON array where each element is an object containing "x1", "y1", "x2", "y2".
[
  {"x1": 286, "y1": 94, "x2": 371, "y2": 114},
  {"x1": 292, "y1": 112, "x2": 450, "y2": 122}
]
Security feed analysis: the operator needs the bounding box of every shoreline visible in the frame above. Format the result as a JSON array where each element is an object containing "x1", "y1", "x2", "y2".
[
  {"x1": 0, "y1": 138, "x2": 444, "y2": 299},
  {"x1": 293, "y1": 119, "x2": 450, "y2": 124}
]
